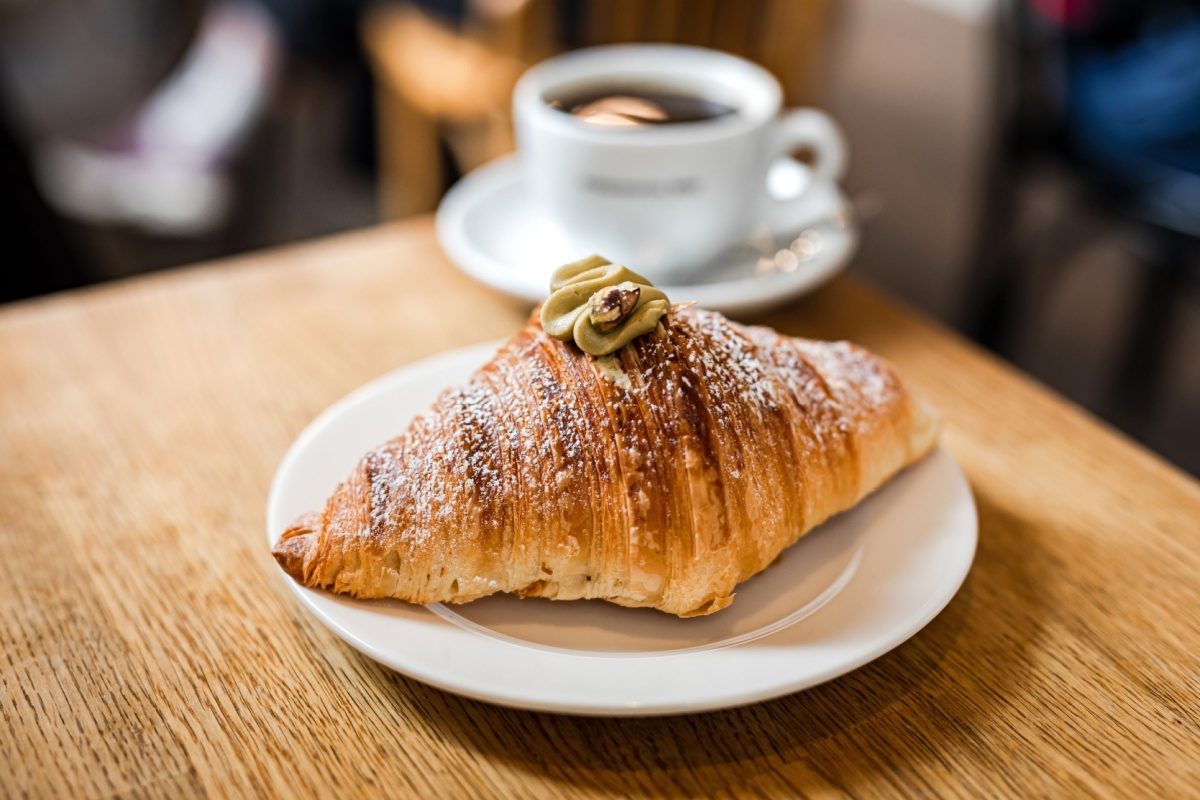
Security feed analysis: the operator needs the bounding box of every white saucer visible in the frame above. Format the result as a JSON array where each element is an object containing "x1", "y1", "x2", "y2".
[
  {"x1": 436, "y1": 156, "x2": 859, "y2": 316},
  {"x1": 268, "y1": 342, "x2": 978, "y2": 716}
]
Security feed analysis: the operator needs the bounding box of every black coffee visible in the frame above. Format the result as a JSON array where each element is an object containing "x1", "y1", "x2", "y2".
[{"x1": 551, "y1": 86, "x2": 737, "y2": 128}]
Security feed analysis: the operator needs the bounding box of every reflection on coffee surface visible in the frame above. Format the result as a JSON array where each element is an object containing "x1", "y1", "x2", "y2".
[{"x1": 552, "y1": 87, "x2": 737, "y2": 127}]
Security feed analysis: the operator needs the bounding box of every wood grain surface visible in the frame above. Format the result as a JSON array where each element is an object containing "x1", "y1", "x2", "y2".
[{"x1": 2, "y1": 218, "x2": 1198, "y2": 798}]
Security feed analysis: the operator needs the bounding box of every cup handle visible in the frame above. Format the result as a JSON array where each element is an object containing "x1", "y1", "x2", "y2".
[{"x1": 774, "y1": 108, "x2": 847, "y2": 186}]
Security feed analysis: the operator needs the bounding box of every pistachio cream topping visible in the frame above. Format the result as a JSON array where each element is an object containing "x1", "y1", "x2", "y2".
[{"x1": 540, "y1": 255, "x2": 670, "y2": 357}]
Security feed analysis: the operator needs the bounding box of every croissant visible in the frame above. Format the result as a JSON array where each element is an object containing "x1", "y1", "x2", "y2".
[{"x1": 273, "y1": 306, "x2": 939, "y2": 617}]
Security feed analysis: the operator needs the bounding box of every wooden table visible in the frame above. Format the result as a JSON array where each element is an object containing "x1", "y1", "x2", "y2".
[{"x1": 3, "y1": 218, "x2": 1198, "y2": 798}]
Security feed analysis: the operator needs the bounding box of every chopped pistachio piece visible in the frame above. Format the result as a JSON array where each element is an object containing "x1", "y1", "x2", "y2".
[{"x1": 589, "y1": 282, "x2": 641, "y2": 332}]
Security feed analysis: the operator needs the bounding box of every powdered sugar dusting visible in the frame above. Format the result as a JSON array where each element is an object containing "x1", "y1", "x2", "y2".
[{"x1": 326, "y1": 305, "x2": 912, "y2": 612}]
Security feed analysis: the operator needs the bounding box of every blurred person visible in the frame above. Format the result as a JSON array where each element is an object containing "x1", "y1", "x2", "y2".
[
  {"x1": 971, "y1": 0, "x2": 1200, "y2": 413},
  {"x1": 36, "y1": 1, "x2": 283, "y2": 235},
  {"x1": 1029, "y1": 0, "x2": 1200, "y2": 227},
  {"x1": 34, "y1": 0, "x2": 465, "y2": 237}
]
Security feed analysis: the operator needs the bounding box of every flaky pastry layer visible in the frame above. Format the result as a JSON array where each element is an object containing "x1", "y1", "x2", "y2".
[{"x1": 273, "y1": 307, "x2": 939, "y2": 616}]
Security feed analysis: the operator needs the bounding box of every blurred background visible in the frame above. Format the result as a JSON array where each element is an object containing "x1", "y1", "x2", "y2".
[{"x1": 1, "y1": 0, "x2": 1197, "y2": 476}]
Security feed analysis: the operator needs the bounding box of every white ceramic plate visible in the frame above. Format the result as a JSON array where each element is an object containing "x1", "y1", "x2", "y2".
[
  {"x1": 267, "y1": 342, "x2": 977, "y2": 716},
  {"x1": 435, "y1": 156, "x2": 859, "y2": 317}
]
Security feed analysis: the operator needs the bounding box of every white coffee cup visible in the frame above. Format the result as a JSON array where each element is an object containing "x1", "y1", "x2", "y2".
[{"x1": 513, "y1": 44, "x2": 847, "y2": 282}]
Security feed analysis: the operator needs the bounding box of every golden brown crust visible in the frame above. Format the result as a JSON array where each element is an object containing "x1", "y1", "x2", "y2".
[{"x1": 272, "y1": 307, "x2": 940, "y2": 616}]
